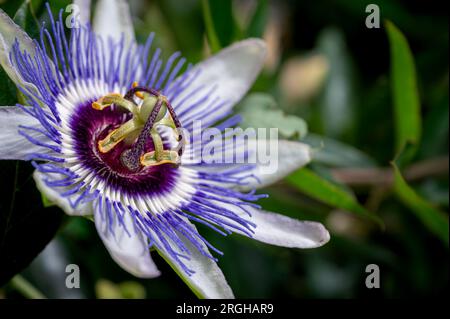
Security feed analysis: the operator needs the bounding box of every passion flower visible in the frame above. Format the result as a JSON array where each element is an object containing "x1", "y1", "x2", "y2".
[{"x1": 0, "y1": 1, "x2": 329, "y2": 298}]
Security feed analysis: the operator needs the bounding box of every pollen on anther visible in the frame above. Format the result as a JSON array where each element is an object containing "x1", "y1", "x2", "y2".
[{"x1": 132, "y1": 82, "x2": 145, "y2": 99}]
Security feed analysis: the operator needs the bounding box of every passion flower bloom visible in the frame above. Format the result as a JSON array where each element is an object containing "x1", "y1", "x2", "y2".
[{"x1": 0, "y1": 1, "x2": 329, "y2": 298}]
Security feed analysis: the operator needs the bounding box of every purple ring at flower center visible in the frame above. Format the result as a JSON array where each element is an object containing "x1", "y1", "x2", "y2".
[{"x1": 70, "y1": 100, "x2": 178, "y2": 197}]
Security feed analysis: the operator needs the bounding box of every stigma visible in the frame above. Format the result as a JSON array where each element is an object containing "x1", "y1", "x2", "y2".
[{"x1": 92, "y1": 83, "x2": 185, "y2": 171}]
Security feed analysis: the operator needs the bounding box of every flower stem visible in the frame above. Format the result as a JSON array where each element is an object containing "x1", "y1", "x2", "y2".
[
  {"x1": 201, "y1": 0, "x2": 222, "y2": 53},
  {"x1": 10, "y1": 275, "x2": 46, "y2": 299}
]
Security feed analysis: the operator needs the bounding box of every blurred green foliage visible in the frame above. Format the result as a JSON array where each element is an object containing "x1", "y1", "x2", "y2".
[{"x1": 0, "y1": 0, "x2": 448, "y2": 299}]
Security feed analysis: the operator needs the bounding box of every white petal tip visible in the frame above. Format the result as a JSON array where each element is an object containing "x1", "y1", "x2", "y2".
[
  {"x1": 243, "y1": 37, "x2": 267, "y2": 49},
  {"x1": 302, "y1": 221, "x2": 331, "y2": 248},
  {"x1": 246, "y1": 208, "x2": 331, "y2": 249},
  {"x1": 134, "y1": 268, "x2": 161, "y2": 279},
  {"x1": 234, "y1": 38, "x2": 267, "y2": 60}
]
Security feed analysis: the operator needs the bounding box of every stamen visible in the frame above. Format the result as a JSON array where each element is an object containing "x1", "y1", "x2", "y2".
[
  {"x1": 92, "y1": 93, "x2": 138, "y2": 114},
  {"x1": 124, "y1": 85, "x2": 159, "y2": 101},
  {"x1": 141, "y1": 150, "x2": 180, "y2": 167},
  {"x1": 120, "y1": 97, "x2": 164, "y2": 171},
  {"x1": 98, "y1": 118, "x2": 140, "y2": 153},
  {"x1": 132, "y1": 81, "x2": 145, "y2": 99},
  {"x1": 93, "y1": 84, "x2": 185, "y2": 171},
  {"x1": 140, "y1": 128, "x2": 181, "y2": 166}
]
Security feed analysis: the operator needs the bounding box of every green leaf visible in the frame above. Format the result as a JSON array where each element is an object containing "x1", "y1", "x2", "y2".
[
  {"x1": 9, "y1": 275, "x2": 46, "y2": 299},
  {"x1": 0, "y1": 161, "x2": 65, "y2": 285},
  {"x1": 419, "y1": 86, "x2": 449, "y2": 158},
  {"x1": 246, "y1": 0, "x2": 269, "y2": 38},
  {"x1": 13, "y1": 0, "x2": 45, "y2": 39},
  {"x1": 95, "y1": 279, "x2": 146, "y2": 299},
  {"x1": 0, "y1": 1, "x2": 24, "y2": 17},
  {"x1": 286, "y1": 168, "x2": 383, "y2": 227},
  {"x1": 154, "y1": 0, "x2": 204, "y2": 62},
  {"x1": 40, "y1": 192, "x2": 55, "y2": 208},
  {"x1": 201, "y1": 0, "x2": 222, "y2": 53},
  {"x1": 386, "y1": 20, "x2": 422, "y2": 161},
  {"x1": 304, "y1": 133, "x2": 377, "y2": 168},
  {"x1": 237, "y1": 93, "x2": 308, "y2": 139},
  {"x1": 392, "y1": 162, "x2": 449, "y2": 246},
  {"x1": 0, "y1": 67, "x2": 17, "y2": 105},
  {"x1": 207, "y1": 0, "x2": 236, "y2": 47},
  {"x1": 316, "y1": 27, "x2": 356, "y2": 139}
]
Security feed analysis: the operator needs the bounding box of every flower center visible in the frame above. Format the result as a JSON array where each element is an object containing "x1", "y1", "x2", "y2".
[{"x1": 92, "y1": 82, "x2": 185, "y2": 172}]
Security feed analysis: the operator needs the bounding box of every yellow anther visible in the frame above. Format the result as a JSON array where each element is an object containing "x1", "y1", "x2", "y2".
[
  {"x1": 92, "y1": 93, "x2": 123, "y2": 110},
  {"x1": 98, "y1": 128, "x2": 125, "y2": 153},
  {"x1": 92, "y1": 102, "x2": 103, "y2": 110},
  {"x1": 97, "y1": 118, "x2": 140, "y2": 153},
  {"x1": 132, "y1": 81, "x2": 145, "y2": 99},
  {"x1": 92, "y1": 93, "x2": 138, "y2": 115},
  {"x1": 135, "y1": 127, "x2": 181, "y2": 167},
  {"x1": 140, "y1": 150, "x2": 180, "y2": 167}
]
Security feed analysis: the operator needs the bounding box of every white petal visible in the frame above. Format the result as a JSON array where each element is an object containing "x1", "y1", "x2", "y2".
[
  {"x1": 188, "y1": 139, "x2": 311, "y2": 191},
  {"x1": 203, "y1": 199, "x2": 330, "y2": 249},
  {"x1": 174, "y1": 39, "x2": 266, "y2": 120},
  {"x1": 33, "y1": 171, "x2": 93, "y2": 216},
  {"x1": 0, "y1": 106, "x2": 51, "y2": 160},
  {"x1": 73, "y1": 0, "x2": 91, "y2": 26},
  {"x1": 154, "y1": 221, "x2": 234, "y2": 299},
  {"x1": 95, "y1": 208, "x2": 161, "y2": 278},
  {"x1": 92, "y1": 0, "x2": 135, "y2": 45},
  {"x1": 244, "y1": 207, "x2": 330, "y2": 248},
  {"x1": 238, "y1": 139, "x2": 312, "y2": 191},
  {"x1": 0, "y1": 9, "x2": 39, "y2": 91}
]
